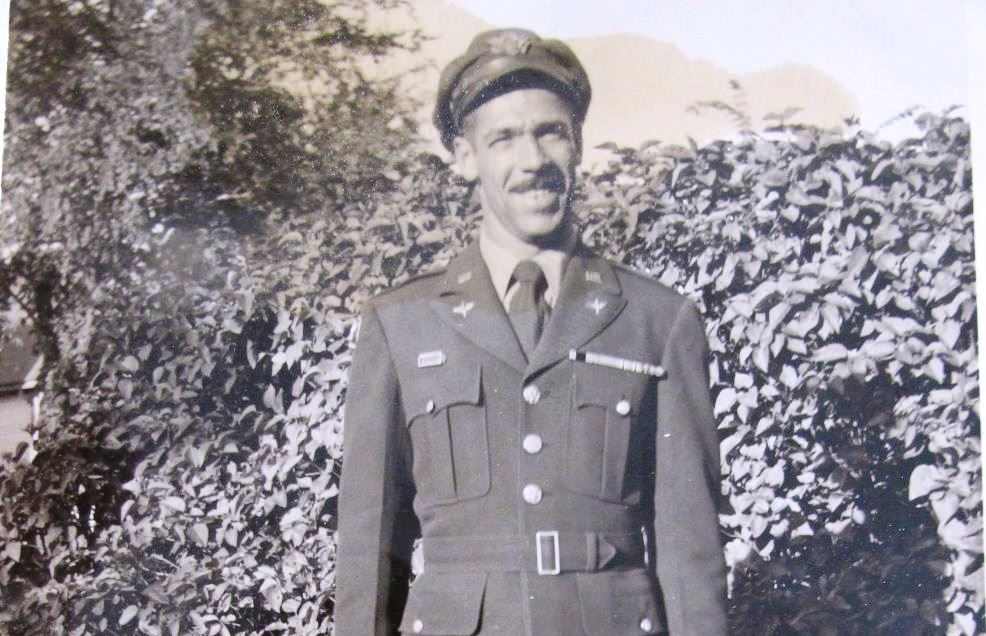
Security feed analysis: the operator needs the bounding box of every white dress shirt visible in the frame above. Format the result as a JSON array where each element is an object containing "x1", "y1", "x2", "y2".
[{"x1": 479, "y1": 226, "x2": 575, "y2": 309}]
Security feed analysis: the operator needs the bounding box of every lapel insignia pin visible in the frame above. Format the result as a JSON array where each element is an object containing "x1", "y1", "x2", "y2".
[
  {"x1": 453, "y1": 301, "x2": 474, "y2": 318},
  {"x1": 457, "y1": 271, "x2": 473, "y2": 284},
  {"x1": 585, "y1": 271, "x2": 602, "y2": 284},
  {"x1": 587, "y1": 297, "x2": 607, "y2": 315},
  {"x1": 417, "y1": 350, "x2": 446, "y2": 368}
]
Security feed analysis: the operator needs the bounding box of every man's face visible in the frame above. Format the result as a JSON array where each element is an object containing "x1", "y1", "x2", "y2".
[{"x1": 454, "y1": 88, "x2": 581, "y2": 246}]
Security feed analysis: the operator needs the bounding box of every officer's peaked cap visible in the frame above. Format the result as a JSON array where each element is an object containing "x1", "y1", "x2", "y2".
[{"x1": 434, "y1": 28, "x2": 591, "y2": 150}]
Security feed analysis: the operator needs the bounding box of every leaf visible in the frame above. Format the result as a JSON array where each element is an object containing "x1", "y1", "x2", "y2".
[
  {"x1": 755, "y1": 418, "x2": 774, "y2": 435},
  {"x1": 881, "y1": 316, "x2": 922, "y2": 337},
  {"x1": 416, "y1": 229, "x2": 445, "y2": 245},
  {"x1": 121, "y1": 355, "x2": 140, "y2": 373},
  {"x1": 924, "y1": 358, "x2": 947, "y2": 383},
  {"x1": 119, "y1": 605, "x2": 138, "y2": 626},
  {"x1": 786, "y1": 338, "x2": 807, "y2": 355},
  {"x1": 734, "y1": 373, "x2": 754, "y2": 389},
  {"x1": 780, "y1": 365, "x2": 799, "y2": 388},
  {"x1": 751, "y1": 516, "x2": 768, "y2": 538},
  {"x1": 263, "y1": 385, "x2": 277, "y2": 410},
  {"x1": 188, "y1": 446, "x2": 206, "y2": 468},
  {"x1": 909, "y1": 464, "x2": 942, "y2": 500},
  {"x1": 853, "y1": 185, "x2": 887, "y2": 203},
  {"x1": 763, "y1": 463, "x2": 785, "y2": 487},
  {"x1": 815, "y1": 343, "x2": 849, "y2": 362},
  {"x1": 937, "y1": 320, "x2": 962, "y2": 349},
  {"x1": 719, "y1": 427, "x2": 749, "y2": 458},
  {"x1": 931, "y1": 493, "x2": 960, "y2": 525},
  {"x1": 753, "y1": 346, "x2": 770, "y2": 373},
  {"x1": 162, "y1": 496, "x2": 186, "y2": 513},
  {"x1": 3, "y1": 541, "x2": 21, "y2": 563},
  {"x1": 862, "y1": 339, "x2": 896, "y2": 360},
  {"x1": 714, "y1": 388, "x2": 738, "y2": 416},
  {"x1": 190, "y1": 523, "x2": 209, "y2": 547}
]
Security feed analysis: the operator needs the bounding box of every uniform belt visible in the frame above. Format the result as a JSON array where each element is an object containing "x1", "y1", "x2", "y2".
[{"x1": 422, "y1": 531, "x2": 646, "y2": 575}]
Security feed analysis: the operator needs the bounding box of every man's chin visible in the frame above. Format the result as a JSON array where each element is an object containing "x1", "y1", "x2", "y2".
[
  {"x1": 515, "y1": 215, "x2": 571, "y2": 247},
  {"x1": 514, "y1": 191, "x2": 564, "y2": 217}
]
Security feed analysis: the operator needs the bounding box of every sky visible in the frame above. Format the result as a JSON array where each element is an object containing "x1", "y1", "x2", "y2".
[{"x1": 445, "y1": 0, "x2": 971, "y2": 134}]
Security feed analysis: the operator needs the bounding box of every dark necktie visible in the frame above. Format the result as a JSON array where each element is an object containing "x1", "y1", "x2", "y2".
[{"x1": 508, "y1": 260, "x2": 548, "y2": 357}]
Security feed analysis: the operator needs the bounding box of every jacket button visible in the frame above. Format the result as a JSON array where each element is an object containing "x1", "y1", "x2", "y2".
[
  {"x1": 522, "y1": 433, "x2": 543, "y2": 454},
  {"x1": 639, "y1": 617, "x2": 653, "y2": 632},
  {"x1": 412, "y1": 618, "x2": 424, "y2": 633},
  {"x1": 425, "y1": 399, "x2": 435, "y2": 413},
  {"x1": 616, "y1": 399, "x2": 631, "y2": 415},
  {"x1": 522, "y1": 384, "x2": 541, "y2": 404},
  {"x1": 522, "y1": 484, "x2": 543, "y2": 504}
]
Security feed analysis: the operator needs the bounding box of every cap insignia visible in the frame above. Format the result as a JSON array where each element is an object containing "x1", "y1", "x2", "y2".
[{"x1": 488, "y1": 30, "x2": 535, "y2": 56}]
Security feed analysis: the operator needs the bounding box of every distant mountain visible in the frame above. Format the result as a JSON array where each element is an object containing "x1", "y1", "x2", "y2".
[{"x1": 369, "y1": 0, "x2": 859, "y2": 163}]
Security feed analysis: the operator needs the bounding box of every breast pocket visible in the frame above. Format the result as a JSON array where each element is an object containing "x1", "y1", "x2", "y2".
[
  {"x1": 405, "y1": 365, "x2": 490, "y2": 507},
  {"x1": 565, "y1": 365, "x2": 652, "y2": 504}
]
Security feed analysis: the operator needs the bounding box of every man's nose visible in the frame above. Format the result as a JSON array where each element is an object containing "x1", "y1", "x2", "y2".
[{"x1": 516, "y1": 134, "x2": 549, "y2": 170}]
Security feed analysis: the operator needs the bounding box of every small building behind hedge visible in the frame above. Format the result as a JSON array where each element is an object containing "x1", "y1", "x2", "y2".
[{"x1": 0, "y1": 324, "x2": 41, "y2": 458}]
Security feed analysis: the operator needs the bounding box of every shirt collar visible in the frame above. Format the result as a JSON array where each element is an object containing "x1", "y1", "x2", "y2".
[{"x1": 479, "y1": 225, "x2": 575, "y2": 307}]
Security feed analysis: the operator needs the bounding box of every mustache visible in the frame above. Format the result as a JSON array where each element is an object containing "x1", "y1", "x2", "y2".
[{"x1": 510, "y1": 167, "x2": 567, "y2": 193}]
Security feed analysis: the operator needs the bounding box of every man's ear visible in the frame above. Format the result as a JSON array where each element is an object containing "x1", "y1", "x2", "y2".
[{"x1": 453, "y1": 136, "x2": 478, "y2": 181}]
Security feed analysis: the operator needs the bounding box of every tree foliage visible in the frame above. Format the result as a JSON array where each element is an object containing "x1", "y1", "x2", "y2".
[
  {"x1": 0, "y1": 1, "x2": 421, "y2": 634},
  {"x1": 0, "y1": 3, "x2": 980, "y2": 635}
]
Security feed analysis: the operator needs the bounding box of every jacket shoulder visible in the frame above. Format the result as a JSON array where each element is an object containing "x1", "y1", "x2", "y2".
[
  {"x1": 361, "y1": 265, "x2": 447, "y2": 314},
  {"x1": 608, "y1": 259, "x2": 695, "y2": 309}
]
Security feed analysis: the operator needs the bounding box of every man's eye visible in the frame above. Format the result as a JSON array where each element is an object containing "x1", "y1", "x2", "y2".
[{"x1": 540, "y1": 126, "x2": 571, "y2": 141}]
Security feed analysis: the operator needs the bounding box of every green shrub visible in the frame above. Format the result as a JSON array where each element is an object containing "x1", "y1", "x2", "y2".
[{"x1": 579, "y1": 115, "x2": 979, "y2": 635}]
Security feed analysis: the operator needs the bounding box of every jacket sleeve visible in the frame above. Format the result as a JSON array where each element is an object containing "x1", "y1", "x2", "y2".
[
  {"x1": 653, "y1": 300, "x2": 729, "y2": 636},
  {"x1": 334, "y1": 303, "x2": 418, "y2": 636}
]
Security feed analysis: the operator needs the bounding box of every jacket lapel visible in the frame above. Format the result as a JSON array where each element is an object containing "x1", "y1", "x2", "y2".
[
  {"x1": 429, "y1": 242, "x2": 528, "y2": 373},
  {"x1": 526, "y1": 247, "x2": 627, "y2": 377}
]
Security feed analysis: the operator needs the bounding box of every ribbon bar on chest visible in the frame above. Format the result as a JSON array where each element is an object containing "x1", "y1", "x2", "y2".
[{"x1": 569, "y1": 349, "x2": 666, "y2": 378}]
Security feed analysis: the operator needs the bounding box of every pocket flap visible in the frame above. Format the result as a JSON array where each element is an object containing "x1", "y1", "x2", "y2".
[
  {"x1": 407, "y1": 365, "x2": 482, "y2": 420},
  {"x1": 577, "y1": 569, "x2": 665, "y2": 635},
  {"x1": 399, "y1": 571, "x2": 487, "y2": 635},
  {"x1": 574, "y1": 366, "x2": 646, "y2": 415}
]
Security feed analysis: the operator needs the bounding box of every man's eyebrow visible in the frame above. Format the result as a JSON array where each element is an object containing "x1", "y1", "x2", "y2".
[
  {"x1": 535, "y1": 120, "x2": 572, "y2": 134},
  {"x1": 481, "y1": 125, "x2": 521, "y2": 143},
  {"x1": 481, "y1": 119, "x2": 571, "y2": 143}
]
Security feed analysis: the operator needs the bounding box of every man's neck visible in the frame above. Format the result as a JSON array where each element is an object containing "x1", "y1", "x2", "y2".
[{"x1": 478, "y1": 213, "x2": 576, "y2": 307}]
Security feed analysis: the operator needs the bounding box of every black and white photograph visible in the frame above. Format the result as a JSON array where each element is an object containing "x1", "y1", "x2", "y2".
[{"x1": 0, "y1": 1, "x2": 982, "y2": 635}]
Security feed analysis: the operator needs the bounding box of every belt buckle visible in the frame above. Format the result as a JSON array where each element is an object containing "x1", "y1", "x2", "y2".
[{"x1": 535, "y1": 530, "x2": 561, "y2": 575}]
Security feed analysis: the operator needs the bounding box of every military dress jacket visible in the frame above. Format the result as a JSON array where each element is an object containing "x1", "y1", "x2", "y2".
[{"x1": 334, "y1": 242, "x2": 728, "y2": 636}]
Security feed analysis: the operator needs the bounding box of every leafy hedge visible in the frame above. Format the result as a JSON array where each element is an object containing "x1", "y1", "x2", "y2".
[
  {"x1": 580, "y1": 115, "x2": 980, "y2": 635},
  {"x1": 0, "y1": 2, "x2": 980, "y2": 634}
]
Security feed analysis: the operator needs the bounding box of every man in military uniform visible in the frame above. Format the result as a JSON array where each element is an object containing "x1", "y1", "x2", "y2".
[{"x1": 335, "y1": 28, "x2": 728, "y2": 636}]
